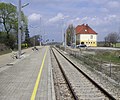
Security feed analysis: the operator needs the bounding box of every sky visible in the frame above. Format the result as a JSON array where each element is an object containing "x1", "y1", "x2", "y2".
[{"x1": 1, "y1": 0, "x2": 120, "y2": 42}]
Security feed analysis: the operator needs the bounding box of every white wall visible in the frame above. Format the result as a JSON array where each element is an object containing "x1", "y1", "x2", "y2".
[{"x1": 80, "y1": 34, "x2": 97, "y2": 41}]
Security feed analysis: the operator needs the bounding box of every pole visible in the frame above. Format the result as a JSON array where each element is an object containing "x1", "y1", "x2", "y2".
[
  {"x1": 61, "y1": 18, "x2": 64, "y2": 45},
  {"x1": 75, "y1": 32, "x2": 76, "y2": 48},
  {"x1": 34, "y1": 36, "x2": 36, "y2": 46},
  {"x1": 18, "y1": 0, "x2": 21, "y2": 58},
  {"x1": 62, "y1": 19, "x2": 66, "y2": 51},
  {"x1": 65, "y1": 32, "x2": 66, "y2": 51},
  {"x1": 40, "y1": 17, "x2": 41, "y2": 46},
  {"x1": 39, "y1": 37, "x2": 41, "y2": 46}
]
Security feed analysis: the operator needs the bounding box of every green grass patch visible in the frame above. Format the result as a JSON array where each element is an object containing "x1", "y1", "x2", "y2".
[
  {"x1": 95, "y1": 51, "x2": 120, "y2": 64},
  {"x1": 113, "y1": 43, "x2": 120, "y2": 47}
]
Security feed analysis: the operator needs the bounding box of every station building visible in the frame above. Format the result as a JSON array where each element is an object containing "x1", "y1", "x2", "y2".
[{"x1": 75, "y1": 24, "x2": 97, "y2": 47}]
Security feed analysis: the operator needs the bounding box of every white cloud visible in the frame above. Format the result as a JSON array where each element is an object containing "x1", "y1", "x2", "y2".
[
  {"x1": 69, "y1": 14, "x2": 119, "y2": 26},
  {"x1": 28, "y1": 13, "x2": 42, "y2": 22},
  {"x1": 48, "y1": 13, "x2": 69, "y2": 23},
  {"x1": 75, "y1": 17, "x2": 80, "y2": 21},
  {"x1": 99, "y1": 8, "x2": 109, "y2": 13},
  {"x1": 104, "y1": 15, "x2": 117, "y2": 22},
  {"x1": 89, "y1": 0, "x2": 108, "y2": 4},
  {"x1": 107, "y1": 1, "x2": 120, "y2": 8}
]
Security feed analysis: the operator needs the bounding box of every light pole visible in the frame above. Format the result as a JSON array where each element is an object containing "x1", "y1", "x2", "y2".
[
  {"x1": 18, "y1": 0, "x2": 22, "y2": 59},
  {"x1": 39, "y1": 17, "x2": 42, "y2": 46},
  {"x1": 62, "y1": 19, "x2": 67, "y2": 51},
  {"x1": 61, "y1": 18, "x2": 67, "y2": 51},
  {"x1": 18, "y1": 0, "x2": 29, "y2": 58}
]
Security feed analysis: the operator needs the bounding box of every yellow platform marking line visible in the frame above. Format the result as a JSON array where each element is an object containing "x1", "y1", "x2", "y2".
[{"x1": 31, "y1": 47, "x2": 48, "y2": 100}]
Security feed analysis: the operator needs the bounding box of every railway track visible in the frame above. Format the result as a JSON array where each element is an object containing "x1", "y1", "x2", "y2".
[
  {"x1": 51, "y1": 47, "x2": 74, "y2": 100},
  {"x1": 51, "y1": 47, "x2": 116, "y2": 100}
]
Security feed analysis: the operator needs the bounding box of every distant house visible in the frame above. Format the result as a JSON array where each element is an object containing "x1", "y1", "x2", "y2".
[{"x1": 75, "y1": 24, "x2": 97, "y2": 47}]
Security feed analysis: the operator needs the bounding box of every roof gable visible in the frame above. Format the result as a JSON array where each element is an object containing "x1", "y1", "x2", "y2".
[{"x1": 76, "y1": 24, "x2": 97, "y2": 35}]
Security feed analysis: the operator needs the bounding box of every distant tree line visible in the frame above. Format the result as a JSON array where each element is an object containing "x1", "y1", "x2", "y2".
[{"x1": 0, "y1": 2, "x2": 33, "y2": 50}]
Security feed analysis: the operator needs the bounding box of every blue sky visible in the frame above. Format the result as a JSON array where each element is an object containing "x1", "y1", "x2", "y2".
[{"x1": 1, "y1": 0, "x2": 120, "y2": 42}]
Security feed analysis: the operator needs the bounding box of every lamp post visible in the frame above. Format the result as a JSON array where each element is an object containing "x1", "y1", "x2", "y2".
[
  {"x1": 61, "y1": 18, "x2": 67, "y2": 51},
  {"x1": 62, "y1": 19, "x2": 67, "y2": 51},
  {"x1": 18, "y1": 0, "x2": 22, "y2": 59},
  {"x1": 18, "y1": 0, "x2": 29, "y2": 58}
]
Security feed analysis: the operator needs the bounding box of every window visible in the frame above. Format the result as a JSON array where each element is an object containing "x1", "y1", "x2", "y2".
[{"x1": 91, "y1": 35, "x2": 93, "y2": 39}]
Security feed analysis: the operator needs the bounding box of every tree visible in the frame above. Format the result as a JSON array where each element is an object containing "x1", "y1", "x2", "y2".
[
  {"x1": 0, "y1": 3, "x2": 17, "y2": 36},
  {"x1": 29, "y1": 35, "x2": 41, "y2": 47},
  {"x1": 0, "y1": 3, "x2": 17, "y2": 49},
  {"x1": 0, "y1": 31, "x2": 6, "y2": 43},
  {"x1": 66, "y1": 24, "x2": 75, "y2": 46},
  {"x1": 0, "y1": 2, "x2": 28, "y2": 49},
  {"x1": 24, "y1": 25, "x2": 31, "y2": 47},
  {"x1": 5, "y1": 34, "x2": 16, "y2": 50},
  {"x1": 104, "y1": 32, "x2": 120, "y2": 47}
]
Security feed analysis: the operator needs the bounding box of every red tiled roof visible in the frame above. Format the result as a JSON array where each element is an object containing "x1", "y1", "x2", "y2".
[{"x1": 76, "y1": 24, "x2": 97, "y2": 34}]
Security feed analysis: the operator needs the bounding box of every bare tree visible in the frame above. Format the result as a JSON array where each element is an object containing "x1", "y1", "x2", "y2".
[{"x1": 104, "y1": 32, "x2": 120, "y2": 47}]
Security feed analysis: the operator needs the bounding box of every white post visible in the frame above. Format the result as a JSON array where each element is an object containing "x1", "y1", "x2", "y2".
[
  {"x1": 18, "y1": 0, "x2": 21, "y2": 58},
  {"x1": 75, "y1": 31, "x2": 76, "y2": 48}
]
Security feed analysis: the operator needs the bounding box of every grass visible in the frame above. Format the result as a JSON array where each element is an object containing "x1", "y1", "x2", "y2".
[
  {"x1": 68, "y1": 48, "x2": 120, "y2": 83},
  {"x1": 0, "y1": 49, "x2": 11, "y2": 55},
  {"x1": 113, "y1": 43, "x2": 120, "y2": 47},
  {"x1": 95, "y1": 51, "x2": 120, "y2": 64}
]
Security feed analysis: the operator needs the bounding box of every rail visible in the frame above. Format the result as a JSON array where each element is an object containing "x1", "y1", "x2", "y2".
[{"x1": 52, "y1": 46, "x2": 116, "y2": 100}]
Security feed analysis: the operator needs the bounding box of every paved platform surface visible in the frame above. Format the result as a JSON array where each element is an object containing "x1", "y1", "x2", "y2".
[{"x1": 0, "y1": 46, "x2": 55, "y2": 100}]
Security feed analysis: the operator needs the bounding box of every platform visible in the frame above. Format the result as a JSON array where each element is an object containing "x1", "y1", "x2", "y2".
[{"x1": 0, "y1": 46, "x2": 55, "y2": 100}]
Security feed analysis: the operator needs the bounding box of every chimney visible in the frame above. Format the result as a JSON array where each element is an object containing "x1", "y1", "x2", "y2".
[{"x1": 86, "y1": 24, "x2": 88, "y2": 26}]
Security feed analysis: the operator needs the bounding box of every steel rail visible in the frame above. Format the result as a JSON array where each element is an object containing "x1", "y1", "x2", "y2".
[
  {"x1": 51, "y1": 48, "x2": 79, "y2": 100},
  {"x1": 53, "y1": 47, "x2": 116, "y2": 100}
]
